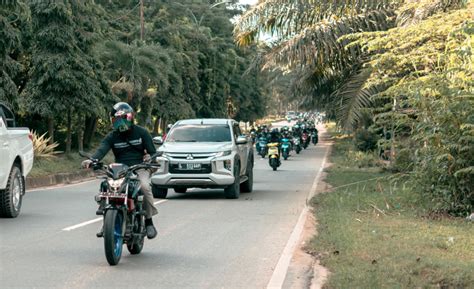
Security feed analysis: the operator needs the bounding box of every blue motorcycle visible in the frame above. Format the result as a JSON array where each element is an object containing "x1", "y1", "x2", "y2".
[
  {"x1": 256, "y1": 137, "x2": 268, "y2": 158},
  {"x1": 281, "y1": 138, "x2": 292, "y2": 160}
]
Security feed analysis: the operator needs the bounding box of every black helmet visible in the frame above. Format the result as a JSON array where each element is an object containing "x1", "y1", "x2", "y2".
[{"x1": 110, "y1": 102, "x2": 134, "y2": 132}]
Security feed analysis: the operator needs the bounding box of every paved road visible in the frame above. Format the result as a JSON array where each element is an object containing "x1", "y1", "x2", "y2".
[{"x1": 0, "y1": 121, "x2": 328, "y2": 289}]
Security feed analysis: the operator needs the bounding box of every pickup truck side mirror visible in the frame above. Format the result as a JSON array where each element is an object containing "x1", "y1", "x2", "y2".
[
  {"x1": 153, "y1": 136, "x2": 163, "y2": 145},
  {"x1": 236, "y1": 135, "x2": 248, "y2": 145}
]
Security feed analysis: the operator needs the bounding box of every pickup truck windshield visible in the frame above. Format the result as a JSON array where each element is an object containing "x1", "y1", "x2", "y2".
[{"x1": 166, "y1": 124, "x2": 232, "y2": 142}]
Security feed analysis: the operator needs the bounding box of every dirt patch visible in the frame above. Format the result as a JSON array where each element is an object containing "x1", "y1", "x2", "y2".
[{"x1": 283, "y1": 176, "x2": 332, "y2": 288}]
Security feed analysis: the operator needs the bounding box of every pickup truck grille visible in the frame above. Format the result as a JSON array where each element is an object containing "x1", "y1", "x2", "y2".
[
  {"x1": 169, "y1": 163, "x2": 212, "y2": 174},
  {"x1": 166, "y1": 153, "x2": 217, "y2": 159}
]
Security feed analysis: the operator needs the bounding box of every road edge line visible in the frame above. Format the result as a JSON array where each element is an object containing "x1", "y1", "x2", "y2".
[{"x1": 266, "y1": 144, "x2": 330, "y2": 289}]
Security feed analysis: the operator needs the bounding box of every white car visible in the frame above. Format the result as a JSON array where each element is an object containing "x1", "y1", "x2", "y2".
[
  {"x1": 286, "y1": 111, "x2": 297, "y2": 120},
  {"x1": 151, "y1": 119, "x2": 254, "y2": 199},
  {"x1": 0, "y1": 103, "x2": 34, "y2": 218}
]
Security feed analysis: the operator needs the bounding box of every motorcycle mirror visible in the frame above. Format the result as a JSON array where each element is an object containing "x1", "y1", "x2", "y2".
[{"x1": 79, "y1": 151, "x2": 92, "y2": 159}]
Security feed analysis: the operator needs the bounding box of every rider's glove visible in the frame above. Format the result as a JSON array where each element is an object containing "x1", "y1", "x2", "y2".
[
  {"x1": 143, "y1": 154, "x2": 151, "y2": 163},
  {"x1": 81, "y1": 159, "x2": 93, "y2": 169}
]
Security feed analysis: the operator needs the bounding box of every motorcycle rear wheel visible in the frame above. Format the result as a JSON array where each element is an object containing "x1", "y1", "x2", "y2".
[
  {"x1": 270, "y1": 158, "x2": 278, "y2": 171},
  {"x1": 104, "y1": 209, "x2": 124, "y2": 265}
]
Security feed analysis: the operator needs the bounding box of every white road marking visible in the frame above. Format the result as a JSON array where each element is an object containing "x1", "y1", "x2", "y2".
[
  {"x1": 266, "y1": 144, "x2": 329, "y2": 289},
  {"x1": 61, "y1": 199, "x2": 168, "y2": 231},
  {"x1": 27, "y1": 179, "x2": 97, "y2": 193}
]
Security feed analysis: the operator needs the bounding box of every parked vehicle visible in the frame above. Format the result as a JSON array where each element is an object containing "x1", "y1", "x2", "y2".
[
  {"x1": 80, "y1": 151, "x2": 160, "y2": 266},
  {"x1": 293, "y1": 137, "x2": 302, "y2": 154},
  {"x1": 281, "y1": 137, "x2": 292, "y2": 160},
  {"x1": 267, "y1": 143, "x2": 281, "y2": 171},
  {"x1": 151, "y1": 119, "x2": 254, "y2": 199},
  {"x1": 256, "y1": 136, "x2": 268, "y2": 158},
  {"x1": 0, "y1": 103, "x2": 34, "y2": 218},
  {"x1": 311, "y1": 131, "x2": 318, "y2": 145}
]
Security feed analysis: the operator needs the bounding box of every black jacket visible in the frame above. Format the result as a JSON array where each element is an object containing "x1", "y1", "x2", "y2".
[{"x1": 92, "y1": 125, "x2": 156, "y2": 166}]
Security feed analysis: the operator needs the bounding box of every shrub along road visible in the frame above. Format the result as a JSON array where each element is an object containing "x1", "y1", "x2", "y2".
[{"x1": 0, "y1": 122, "x2": 328, "y2": 289}]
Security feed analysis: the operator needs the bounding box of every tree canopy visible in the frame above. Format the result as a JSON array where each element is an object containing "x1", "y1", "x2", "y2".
[{"x1": 0, "y1": 0, "x2": 268, "y2": 151}]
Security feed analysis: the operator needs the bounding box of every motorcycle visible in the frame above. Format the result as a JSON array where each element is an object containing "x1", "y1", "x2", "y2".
[
  {"x1": 80, "y1": 151, "x2": 159, "y2": 266},
  {"x1": 250, "y1": 131, "x2": 257, "y2": 144},
  {"x1": 267, "y1": 142, "x2": 281, "y2": 171},
  {"x1": 311, "y1": 131, "x2": 318, "y2": 145},
  {"x1": 293, "y1": 137, "x2": 302, "y2": 154},
  {"x1": 281, "y1": 138, "x2": 292, "y2": 160},
  {"x1": 256, "y1": 136, "x2": 268, "y2": 158},
  {"x1": 302, "y1": 132, "x2": 309, "y2": 149}
]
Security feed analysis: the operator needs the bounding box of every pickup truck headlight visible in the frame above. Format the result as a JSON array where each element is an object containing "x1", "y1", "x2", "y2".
[{"x1": 215, "y1": 150, "x2": 232, "y2": 157}]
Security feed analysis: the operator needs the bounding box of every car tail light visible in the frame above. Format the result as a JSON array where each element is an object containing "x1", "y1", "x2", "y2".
[{"x1": 28, "y1": 132, "x2": 33, "y2": 141}]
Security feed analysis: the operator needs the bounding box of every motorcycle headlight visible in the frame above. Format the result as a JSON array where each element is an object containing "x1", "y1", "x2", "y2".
[
  {"x1": 215, "y1": 150, "x2": 232, "y2": 157},
  {"x1": 108, "y1": 178, "x2": 125, "y2": 190}
]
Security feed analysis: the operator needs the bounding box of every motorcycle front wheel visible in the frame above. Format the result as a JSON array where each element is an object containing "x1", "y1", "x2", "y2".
[
  {"x1": 104, "y1": 209, "x2": 124, "y2": 265},
  {"x1": 127, "y1": 213, "x2": 144, "y2": 255}
]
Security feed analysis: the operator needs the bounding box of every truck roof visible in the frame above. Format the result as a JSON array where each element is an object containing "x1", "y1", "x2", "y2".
[{"x1": 175, "y1": 119, "x2": 235, "y2": 125}]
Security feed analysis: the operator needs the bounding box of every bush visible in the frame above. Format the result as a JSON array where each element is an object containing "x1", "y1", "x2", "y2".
[
  {"x1": 345, "y1": 150, "x2": 380, "y2": 168},
  {"x1": 31, "y1": 131, "x2": 61, "y2": 159},
  {"x1": 392, "y1": 148, "x2": 413, "y2": 172},
  {"x1": 354, "y1": 128, "x2": 378, "y2": 152}
]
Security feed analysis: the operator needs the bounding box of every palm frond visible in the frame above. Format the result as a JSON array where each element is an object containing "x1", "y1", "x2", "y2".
[
  {"x1": 396, "y1": 0, "x2": 467, "y2": 27},
  {"x1": 333, "y1": 67, "x2": 376, "y2": 131},
  {"x1": 235, "y1": 0, "x2": 400, "y2": 46}
]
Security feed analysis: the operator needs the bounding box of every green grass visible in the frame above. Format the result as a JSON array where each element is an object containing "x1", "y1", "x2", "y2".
[
  {"x1": 309, "y1": 133, "x2": 474, "y2": 289},
  {"x1": 30, "y1": 151, "x2": 114, "y2": 177}
]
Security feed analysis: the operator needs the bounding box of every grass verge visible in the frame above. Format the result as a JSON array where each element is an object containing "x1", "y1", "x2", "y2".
[
  {"x1": 308, "y1": 132, "x2": 474, "y2": 288},
  {"x1": 30, "y1": 151, "x2": 114, "y2": 177}
]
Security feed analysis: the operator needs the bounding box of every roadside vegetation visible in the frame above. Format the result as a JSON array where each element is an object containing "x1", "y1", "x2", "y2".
[
  {"x1": 308, "y1": 127, "x2": 474, "y2": 288},
  {"x1": 236, "y1": 0, "x2": 473, "y2": 216},
  {"x1": 1, "y1": 0, "x2": 269, "y2": 159}
]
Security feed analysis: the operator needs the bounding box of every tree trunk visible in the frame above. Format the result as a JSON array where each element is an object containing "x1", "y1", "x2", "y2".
[
  {"x1": 83, "y1": 116, "x2": 97, "y2": 149},
  {"x1": 66, "y1": 109, "x2": 72, "y2": 155},
  {"x1": 47, "y1": 117, "x2": 55, "y2": 145},
  {"x1": 153, "y1": 117, "x2": 160, "y2": 136},
  {"x1": 77, "y1": 114, "x2": 84, "y2": 153}
]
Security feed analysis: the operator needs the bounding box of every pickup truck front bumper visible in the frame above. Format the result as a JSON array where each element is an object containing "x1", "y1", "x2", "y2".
[{"x1": 150, "y1": 155, "x2": 236, "y2": 189}]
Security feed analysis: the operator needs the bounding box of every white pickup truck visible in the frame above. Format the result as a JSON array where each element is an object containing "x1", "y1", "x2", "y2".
[{"x1": 0, "y1": 103, "x2": 34, "y2": 218}]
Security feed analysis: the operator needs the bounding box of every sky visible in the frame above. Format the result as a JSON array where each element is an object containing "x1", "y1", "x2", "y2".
[{"x1": 239, "y1": 0, "x2": 258, "y2": 4}]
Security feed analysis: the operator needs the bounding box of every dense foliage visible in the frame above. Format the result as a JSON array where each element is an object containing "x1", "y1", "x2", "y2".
[
  {"x1": 235, "y1": 0, "x2": 473, "y2": 214},
  {"x1": 0, "y1": 0, "x2": 267, "y2": 152}
]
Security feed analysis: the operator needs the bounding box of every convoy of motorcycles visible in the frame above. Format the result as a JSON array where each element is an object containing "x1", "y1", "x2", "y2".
[{"x1": 252, "y1": 113, "x2": 320, "y2": 171}]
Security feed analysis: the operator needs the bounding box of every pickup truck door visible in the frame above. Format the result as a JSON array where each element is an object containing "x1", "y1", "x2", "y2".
[
  {"x1": 233, "y1": 123, "x2": 248, "y2": 176},
  {"x1": 0, "y1": 113, "x2": 10, "y2": 186}
]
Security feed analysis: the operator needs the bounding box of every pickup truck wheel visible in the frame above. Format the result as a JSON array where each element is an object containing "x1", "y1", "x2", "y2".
[
  {"x1": 224, "y1": 163, "x2": 240, "y2": 199},
  {"x1": 240, "y1": 157, "x2": 253, "y2": 193},
  {"x1": 0, "y1": 165, "x2": 23, "y2": 218},
  {"x1": 174, "y1": 188, "x2": 187, "y2": 193},
  {"x1": 152, "y1": 185, "x2": 168, "y2": 199}
]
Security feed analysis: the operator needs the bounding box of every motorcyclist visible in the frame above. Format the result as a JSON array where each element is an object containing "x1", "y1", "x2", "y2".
[
  {"x1": 268, "y1": 128, "x2": 282, "y2": 154},
  {"x1": 162, "y1": 123, "x2": 173, "y2": 141},
  {"x1": 81, "y1": 102, "x2": 158, "y2": 239}
]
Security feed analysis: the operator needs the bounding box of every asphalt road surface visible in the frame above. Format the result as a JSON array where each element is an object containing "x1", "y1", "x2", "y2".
[{"x1": 0, "y1": 121, "x2": 328, "y2": 289}]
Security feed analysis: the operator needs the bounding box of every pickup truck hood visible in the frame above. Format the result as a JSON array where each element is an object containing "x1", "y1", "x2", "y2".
[{"x1": 159, "y1": 142, "x2": 233, "y2": 153}]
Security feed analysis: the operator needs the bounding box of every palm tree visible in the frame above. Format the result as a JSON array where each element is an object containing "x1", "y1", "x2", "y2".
[{"x1": 235, "y1": 0, "x2": 465, "y2": 130}]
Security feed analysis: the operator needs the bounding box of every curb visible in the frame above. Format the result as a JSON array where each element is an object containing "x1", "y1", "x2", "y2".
[{"x1": 26, "y1": 170, "x2": 96, "y2": 189}]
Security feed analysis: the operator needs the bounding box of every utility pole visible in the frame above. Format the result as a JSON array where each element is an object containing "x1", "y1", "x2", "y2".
[{"x1": 140, "y1": 0, "x2": 144, "y2": 41}]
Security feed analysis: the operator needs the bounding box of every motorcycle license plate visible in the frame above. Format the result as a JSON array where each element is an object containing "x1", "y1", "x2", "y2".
[
  {"x1": 179, "y1": 163, "x2": 201, "y2": 170},
  {"x1": 268, "y1": 148, "x2": 278, "y2": 154}
]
